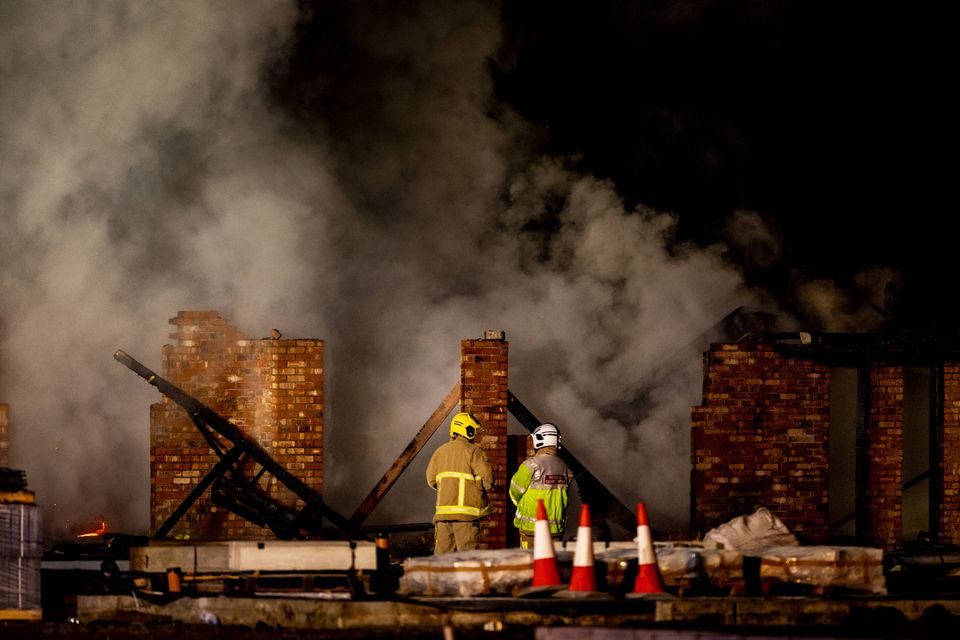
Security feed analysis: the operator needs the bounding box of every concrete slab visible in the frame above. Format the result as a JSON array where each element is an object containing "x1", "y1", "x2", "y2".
[
  {"x1": 129, "y1": 540, "x2": 377, "y2": 573},
  {"x1": 76, "y1": 593, "x2": 960, "y2": 633}
]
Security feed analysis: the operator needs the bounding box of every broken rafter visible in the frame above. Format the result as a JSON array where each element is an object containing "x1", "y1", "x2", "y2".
[{"x1": 348, "y1": 382, "x2": 461, "y2": 528}]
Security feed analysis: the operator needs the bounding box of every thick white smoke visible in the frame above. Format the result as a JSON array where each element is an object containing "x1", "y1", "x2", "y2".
[{"x1": 1, "y1": 0, "x2": 836, "y2": 540}]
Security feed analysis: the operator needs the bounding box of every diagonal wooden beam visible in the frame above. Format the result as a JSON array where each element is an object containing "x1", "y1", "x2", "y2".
[{"x1": 348, "y1": 382, "x2": 460, "y2": 527}]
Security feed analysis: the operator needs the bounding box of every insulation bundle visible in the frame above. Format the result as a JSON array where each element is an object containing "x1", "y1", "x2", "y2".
[
  {"x1": 399, "y1": 549, "x2": 539, "y2": 596},
  {"x1": 0, "y1": 500, "x2": 42, "y2": 611}
]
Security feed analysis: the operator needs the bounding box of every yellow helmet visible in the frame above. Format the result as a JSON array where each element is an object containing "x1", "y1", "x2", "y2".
[{"x1": 450, "y1": 412, "x2": 481, "y2": 440}]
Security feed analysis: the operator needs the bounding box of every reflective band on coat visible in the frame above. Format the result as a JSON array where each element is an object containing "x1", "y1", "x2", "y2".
[{"x1": 435, "y1": 471, "x2": 486, "y2": 517}]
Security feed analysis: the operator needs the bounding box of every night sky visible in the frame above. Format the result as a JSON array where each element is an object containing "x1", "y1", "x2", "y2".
[{"x1": 489, "y1": 2, "x2": 954, "y2": 329}]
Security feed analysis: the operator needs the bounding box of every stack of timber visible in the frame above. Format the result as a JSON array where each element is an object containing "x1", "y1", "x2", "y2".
[{"x1": 0, "y1": 468, "x2": 41, "y2": 620}]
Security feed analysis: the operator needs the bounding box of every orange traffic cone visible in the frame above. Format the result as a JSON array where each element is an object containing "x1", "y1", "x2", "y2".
[
  {"x1": 532, "y1": 499, "x2": 561, "y2": 587},
  {"x1": 632, "y1": 502, "x2": 666, "y2": 595},
  {"x1": 568, "y1": 504, "x2": 597, "y2": 592}
]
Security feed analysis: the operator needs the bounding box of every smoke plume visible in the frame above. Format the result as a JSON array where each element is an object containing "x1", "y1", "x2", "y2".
[{"x1": 2, "y1": 0, "x2": 866, "y2": 539}]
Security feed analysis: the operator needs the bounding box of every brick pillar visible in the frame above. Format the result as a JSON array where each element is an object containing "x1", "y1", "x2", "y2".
[
  {"x1": 151, "y1": 311, "x2": 324, "y2": 540},
  {"x1": 940, "y1": 363, "x2": 960, "y2": 544},
  {"x1": 460, "y1": 330, "x2": 508, "y2": 549},
  {"x1": 691, "y1": 343, "x2": 831, "y2": 542},
  {"x1": 0, "y1": 403, "x2": 9, "y2": 467},
  {"x1": 866, "y1": 364, "x2": 903, "y2": 549}
]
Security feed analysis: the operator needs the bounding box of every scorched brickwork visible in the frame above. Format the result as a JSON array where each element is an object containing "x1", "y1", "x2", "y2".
[
  {"x1": 151, "y1": 311, "x2": 323, "y2": 540},
  {"x1": 460, "y1": 332, "x2": 509, "y2": 549},
  {"x1": 691, "y1": 343, "x2": 832, "y2": 544},
  {"x1": 691, "y1": 341, "x2": 960, "y2": 550},
  {"x1": 942, "y1": 365, "x2": 960, "y2": 545},
  {"x1": 866, "y1": 364, "x2": 904, "y2": 549}
]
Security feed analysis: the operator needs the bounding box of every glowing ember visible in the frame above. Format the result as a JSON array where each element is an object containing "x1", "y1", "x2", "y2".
[{"x1": 77, "y1": 520, "x2": 107, "y2": 538}]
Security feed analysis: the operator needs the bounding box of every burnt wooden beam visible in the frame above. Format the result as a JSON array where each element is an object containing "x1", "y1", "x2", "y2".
[
  {"x1": 348, "y1": 382, "x2": 461, "y2": 527},
  {"x1": 115, "y1": 349, "x2": 362, "y2": 540}
]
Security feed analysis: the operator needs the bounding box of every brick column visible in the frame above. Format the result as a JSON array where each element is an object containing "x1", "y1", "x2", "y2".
[
  {"x1": 150, "y1": 311, "x2": 324, "y2": 540},
  {"x1": 460, "y1": 330, "x2": 509, "y2": 549},
  {"x1": 940, "y1": 363, "x2": 960, "y2": 544},
  {"x1": 866, "y1": 364, "x2": 903, "y2": 549},
  {"x1": 0, "y1": 403, "x2": 9, "y2": 467}
]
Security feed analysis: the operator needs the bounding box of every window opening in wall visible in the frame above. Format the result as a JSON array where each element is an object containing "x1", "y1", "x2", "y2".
[{"x1": 828, "y1": 366, "x2": 858, "y2": 543}]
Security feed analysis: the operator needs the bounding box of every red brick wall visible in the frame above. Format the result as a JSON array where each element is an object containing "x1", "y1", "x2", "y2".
[
  {"x1": 866, "y1": 364, "x2": 903, "y2": 548},
  {"x1": 151, "y1": 311, "x2": 323, "y2": 540},
  {"x1": 691, "y1": 343, "x2": 832, "y2": 543},
  {"x1": 0, "y1": 403, "x2": 8, "y2": 467},
  {"x1": 941, "y1": 365, "x2": 960, "y2": 544},
  {"x1": 460, "y1": 332, "x2": 508, "y2": 549}
]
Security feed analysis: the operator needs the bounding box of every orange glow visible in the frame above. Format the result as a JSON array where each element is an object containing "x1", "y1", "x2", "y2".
[{"x1": 77, "y1": 521, "x2": 107, "y2": 538}]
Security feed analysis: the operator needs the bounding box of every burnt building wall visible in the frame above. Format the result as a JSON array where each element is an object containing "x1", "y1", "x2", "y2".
[
  {"x1": 692, "y1": 341, "x2": 960, "y2": 550},
  {"x1": 691, "y1": 343, "x2": 832, "y2": 543},
  {"x1": 150, "y1": 310, "x2": 323, "y2": 540},
  {"x1": 460, "y1": 332, "x2": 509, "y2": 549},
  {"x1": 942, "y1": 365, "x2": 960, "y2": 545},
  {"x1": 866, "y1": 364, "x2": 904, "y2": 548}
]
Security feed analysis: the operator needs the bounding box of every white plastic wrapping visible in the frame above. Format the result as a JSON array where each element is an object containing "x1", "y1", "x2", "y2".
[
  {"x1": 760, "y1": 545, "x2": 886, "y2": 594},
  {"x1": 399, "y1": 549, "x2": 534, "y2": 596},
  {"x1": 596, "y1": 542, "x2": 742, "y2": 589},
  {"x1": 657, "y1": 543, "x2": 744, "y2": 585},
  {"x1": 702, "y1": 507, "x2": 799, "y2": 554}
]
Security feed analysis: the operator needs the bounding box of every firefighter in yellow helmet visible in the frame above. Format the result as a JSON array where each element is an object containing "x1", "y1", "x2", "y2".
[{"x1": 426, "y1": 412, "x2": 494, "y2": 554}]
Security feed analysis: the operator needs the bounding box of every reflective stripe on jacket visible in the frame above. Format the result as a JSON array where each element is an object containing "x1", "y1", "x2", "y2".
[
  {"x1": 509, "y1": 448, "x2": 571, "y2": 535},
  {"x1": 426, "y1": 436, "x2": 493, "y2": 522}
]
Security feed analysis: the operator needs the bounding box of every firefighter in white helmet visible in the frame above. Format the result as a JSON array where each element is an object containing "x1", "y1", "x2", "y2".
[
  {"x1": 426, "y1": 411, "x2": 494, "y2": 554},
  {"x1": 509, "y1": 422, "x2": 573, "y2": 549}
]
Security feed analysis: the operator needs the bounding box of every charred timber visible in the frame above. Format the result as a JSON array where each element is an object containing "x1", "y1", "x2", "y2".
[
  {"x1": 755, "y1": 329, "x2": 960, "y2": 365},
  {"x1": 113, "y1": 349, "x2": 363, "y2": 541}
]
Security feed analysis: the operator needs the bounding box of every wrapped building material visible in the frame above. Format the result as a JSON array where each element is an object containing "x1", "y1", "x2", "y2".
[
  {"x1": 597, "y1": 542, "x2": 743, "y2": 592},
  {"x1": 656, "y1": 543, "x2": 744, "y2": 586},
  {"x1": 0, "y1": 498, "x2": 42, "y2": 613},
  {"x1": 399, "y1": 549, "x2": 535, "y2": 596},
  {"x1": 760, "y1": 545, "x2": 886, "y2": 594}
]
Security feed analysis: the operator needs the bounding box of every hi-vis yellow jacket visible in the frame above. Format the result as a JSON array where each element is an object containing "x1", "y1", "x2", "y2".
[
  {"x1": 509, "y1": 447, "x2": 572, "y2": 535},
  {"x1": 426, "y1": 436, "x2": 494, "y2": 522}
]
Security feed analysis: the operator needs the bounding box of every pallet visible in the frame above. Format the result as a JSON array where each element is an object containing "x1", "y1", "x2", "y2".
[{"x1": 0, "y1": 609, "x2": 42, "y2": 620}]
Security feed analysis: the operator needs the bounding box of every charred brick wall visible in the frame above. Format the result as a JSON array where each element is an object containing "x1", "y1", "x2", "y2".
[
  {"x1": 866, "y1": 364, "x2": 903, "y2": 548},
  {"x1": 941, "y1": 365, "x2": 960, "y2": 544},
  {"x1": 460, "y1": 331, "x2": 509, "y2": 549},
  {"x1": 691, "y1": 343, "x2": 832, "y2": 543},
  {"x1": 690, "y1": 342, "x2": 960, "y2": 549},
  {"x1": 0, "y1": 403, "x2": 8, "y2": 467},
  {"x1": 151, "y1": 311, "x2": 323, "y2": 540}
]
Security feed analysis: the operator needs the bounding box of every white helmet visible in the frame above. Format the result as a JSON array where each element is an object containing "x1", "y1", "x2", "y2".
[{"x1": 532, "y1": 423, "x2": 560, "y2": 450}]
